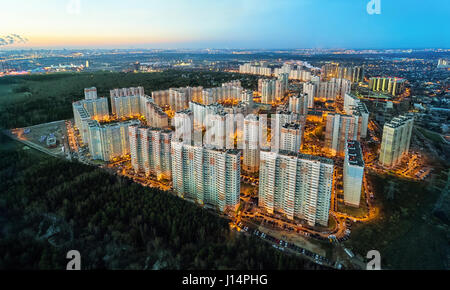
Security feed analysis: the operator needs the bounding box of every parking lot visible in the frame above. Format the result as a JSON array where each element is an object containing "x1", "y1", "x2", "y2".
[{"x1": 238, "y1": 222, "x2": 334, "y2": 268}]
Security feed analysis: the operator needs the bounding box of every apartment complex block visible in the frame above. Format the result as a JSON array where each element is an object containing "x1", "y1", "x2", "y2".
[
  {"x1": 289, "y1": 94, "x2": 309, "y2": 115},
  {"x1": 239, "y1": 62, "x2": 272, "y2": 76},
  {"x1": 258, "y1": 74, "x2": 288, "y2": 104},
  {"x1": 302, "y1": 78, "x2": 350, "y2": 102},
  {"x1": 325, "y1": 113, "x2": 362, "y2": 156},
  {"x1": 73, "y1": 86, "x2": 109, "y2": 143},
  {"x1": 321, "y1": 63, "x2": 364, "y2": 83},
  {"x1": 171, "y1": 142, "x2": 241, "y2": 212},
  {"x1": 110, "y1": 86, "x2": 145, "y2": 115},
  {"x1": 343, "y1": 140, "x2": 364, "y2": 207},
  {"x1": 368, "y1": 77, "x2": 406, "y2": 97},
  {"x1": 88, "y1": 119, "x2": 140, "y2": 161},
  {"x1": 84, "y1": 87, "x2": 98, "y2": 100},
  {"x1": 343, "y1": 93, "x2": 370, "y2": 138},
  {"x1": 274, "y1": 63, "x2": 313, "y2": 81},
  {"x1": 202, "y1": 81, "x2": 242, "y2": 105},
  {"x1": 151, "y1": 86, "x2": 203, "y2": 111},
  {"x1": 129, "y1": 125, "x2": 172, "y2": 180},
  {"x1": 280, "y1": 122, "x2": 303, "y2": 153},
  {"x1": 379, "y1": 114, "x2": 414, "y2": 167},
  {"x1": 258, "y1": 150, "x2": 334, "y2": 227},
  {"x1": 243, "y1": 114, "x2": 260, "y2": 173}
]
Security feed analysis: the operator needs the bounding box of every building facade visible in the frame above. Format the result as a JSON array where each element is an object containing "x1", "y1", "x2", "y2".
[
  {"x1": 343, "y1": 93, "x2": 369, "y2": 138},
  {"x1": 243, "y1": 114, "x2": 260, "y2": 173},
  {"x1": 88, "y1": 119, "x2": 140, "y2": 161},
  {"x1": 368, "y1": 77, "x2": 406, "y2": 97},
  {"x1": 171, "y1": 142, "x2": 241, "y2": 212},
  {"x1": 325, "y1": 113, "x2": 362, "y2": 156},
  {"x1": 343, "y1": 140, "x2": 364, "y2": 207},
  {"x1": 280, "y1": 122, "x2": 303, "y2": 153},
  {"x1": 129, "y1": 125, "x2": 172, "y2": 180},
  {"x1": 379, "y1": 114, "x2": 414, "y2": 167},
  {"x1": 258, "y1": 150, "x2": 334, "y2": 227}
]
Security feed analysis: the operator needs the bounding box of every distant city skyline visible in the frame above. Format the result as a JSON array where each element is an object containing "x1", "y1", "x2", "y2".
[{"x1": 0, "y1": 0, "x2": 449, "y2": 49}]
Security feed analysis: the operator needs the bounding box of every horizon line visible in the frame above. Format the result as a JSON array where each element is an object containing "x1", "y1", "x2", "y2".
[{"x1": 1, "y1": 47, "x2": 449, "y2": 51}]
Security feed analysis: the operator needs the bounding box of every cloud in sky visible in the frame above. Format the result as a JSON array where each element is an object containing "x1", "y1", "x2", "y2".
[{"x1": 0, "y1": 34, "x2": 29, "y2": 46}]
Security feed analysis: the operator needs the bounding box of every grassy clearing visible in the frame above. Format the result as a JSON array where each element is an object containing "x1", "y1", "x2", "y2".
[{"x1": 337, "y1": 197, "x2": 368, "y2": 218}]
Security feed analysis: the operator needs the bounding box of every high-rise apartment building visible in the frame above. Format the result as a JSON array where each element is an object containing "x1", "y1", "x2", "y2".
[
  {"x1": 110, "y1": 89, "x2": 169, "y2": 128},
  {"x1": 259, "y1": 75, "x2": 288, "y2": 104},
  {"x1": 343, "y1": 93, "x2": 369, "y2": 138},
  {"x1": 351, "y1": 66, "x2": 364, "y2": 83},
  {"x1": 258, "y1": 150, "x2": 334, "y2": 226},
  {"x1": 325, "y1": 113, "x2": 362, "y2": 156},
  {"x1": 110, "y1": 86, "x2": 145, "y2": 115},
  {"x1": 171, "y1": 142, "x2": 241, "y2": 212},
  {"x1": 280, "y1": 122, "x2": 303, "y2": 153},
  {"x1": 173, "y1": 109, "x2": 194, "y2": 145},
  {"x1": 303, "y1": 82, "x2": 316, "y2": 108},
  {"x1": 84, "y1": 87, "x2": 98, "y2": 100},
  {"x1": 79, "y1": 98, "x2": 109, "y2": 121},
  {"x1": 316, "y1": 78, "x2": 351, "y2": 101},
  {"x1": 88, "y1": 119, "x2": 140, "y2": 161},
  {"x1": 437, "y1": 59, "x2": 450, "y2": 68},
  {"x1": 289, "y1": 94, "x2": 309, "y2": 115},
  {"x1": 343, "y1": 140, "x2": 364, "y2": 207},
  {"x1": 368, "y1": 77, "x2": 406, "y2": 97},
  {"x1": 201, "y1": 81, "x2": 243, "y2": 105},
  {"x1": 243, "y1": 114, "x2": 260, "y2": 173},
  {"x1": 277, "y1": 73, "x2": 289, "y2": 100},
  {"x1": 321, "y1": 64, "x2": 364, "y2": 83},
  {"x1": 73, "y1": 88, "x2": 110, "y2": 143},
  {"x1": 145, "y1": 100, "x2": 169, "y2": 128},
  {"x1": 271, "y1": 109, "x2": 299, "y2": 152},
  {"x1": 259, "y1": 79, "x2": 276, "y2": 104},
  {"x1": 129, "y1": 125, "x2": 172, "y2": 180},
  {"x1": 273, "y1": 62, "x2": 313, "y2": 81},
  {"x1": 72, "y1": 102, "x2": 92, "y2": 144},
  {"x1": 379, "y1": 114, "x2": 414, "y2": 167},
  {"x1": 240, "y1": 89, "x2": 254, "y2": 106},
  {"x1": 151, "y1": 86, "x2": 203, "y2": 111},
  {"x1": 204, "y1": 111, "x2": 229, "y2": 150},
  {"x1": 113, "y1": 94, "x2": 141, "y2": 119},
  {"x1": 239, "y1": 62, "x2": 272, "y2": 76}
]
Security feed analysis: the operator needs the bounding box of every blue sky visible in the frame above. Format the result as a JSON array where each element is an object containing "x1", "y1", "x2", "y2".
[{"x1": 0, "y1": 0, "x2": 449, "y2": 49}]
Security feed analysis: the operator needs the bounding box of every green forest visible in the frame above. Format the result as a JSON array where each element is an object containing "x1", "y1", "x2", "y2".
[{"x1": 0, "y1": 71, "x2": 324, "y2": 270}]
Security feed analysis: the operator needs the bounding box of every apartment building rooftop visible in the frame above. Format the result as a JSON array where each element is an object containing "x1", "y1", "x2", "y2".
[
  {"x1": 282, "y1": 122, "x2": 301, "y2": 130},
  {"x1": 175, "y1": 108, "x2": 193, "y2": 115},
  {"x1": 385, "y1": 114, "x2": 414, "y2": 128},
  {"x1": 96, "y1": 119, "x2": 140, "y2": 128},
  {"x1": 346, "y1": 140, "x2": 364, "y2": 167},
  {"x1": 265, "y1": 149, "x2": 334, "y2": 165}
]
